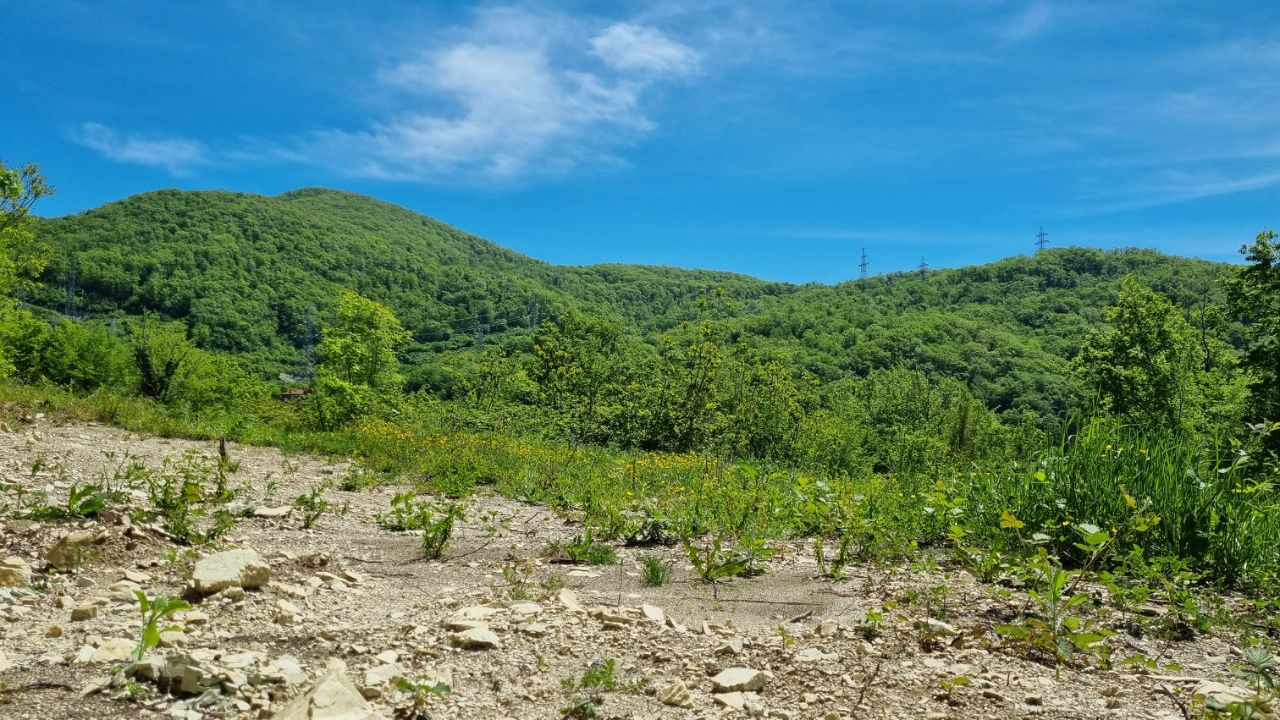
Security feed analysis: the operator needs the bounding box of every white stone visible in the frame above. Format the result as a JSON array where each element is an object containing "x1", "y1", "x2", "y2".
[
  {"x1": 558, "y1": 588, "x2": 584, "y2": 613},
  {"x1": 191, "y1": 549, "x2": 270, "y2": 595},
  {"x1": 795, "y1": 647, "x2": 835, "y2": 663},
  {"x1": 0, "y1": 557, "x2": 32, "y2": 587},
  {"x1": 450, "y1": 626, "x2": 502, "y2": 650},
  {"x1": 714, "y1": 691, "x2": 748, "y2": 709},
  {"x1": 657, "y1": 680, "x2": 693, "y2": 708},
  {"x1": 641, "y1": 604, "x2": 665, "y2": 624},
  {"x1": 711, "y1": 667, "x2": 765, "y2": 693},
  {"x1": 90, "y1": 638, "x2": 135, "y2": 664},
  {"x1": 363, "y1": 663, "x2": 403, "y2": 688},
  {"x1": 274, "y1": 669, "x2": 385, "y2": 720}
]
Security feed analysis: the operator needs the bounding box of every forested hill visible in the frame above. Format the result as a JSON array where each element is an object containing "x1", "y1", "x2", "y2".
[
  {"x1": 31, "y1": 187, "x2": 1232, "y2": 417},
  {"x1": 32, "y1": 188, "x2": 789, "y2": 358}
]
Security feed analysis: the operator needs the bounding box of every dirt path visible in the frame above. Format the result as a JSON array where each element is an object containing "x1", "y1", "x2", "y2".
[{"x1": 0, "y1": 421, "x2": 1246, "y2": 719}]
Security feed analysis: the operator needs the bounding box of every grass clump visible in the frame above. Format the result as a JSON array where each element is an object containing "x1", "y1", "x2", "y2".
[{"x1": 639, "y1": 556, "x2": 670, "y2": 586}]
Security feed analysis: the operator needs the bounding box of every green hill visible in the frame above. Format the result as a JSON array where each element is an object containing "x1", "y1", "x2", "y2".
[{"x1": 32, "y1": 188, "x2": 1233, "y2": 418}]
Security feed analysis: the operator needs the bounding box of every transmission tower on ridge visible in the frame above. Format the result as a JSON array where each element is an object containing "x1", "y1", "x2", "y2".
[
  {"x1": 918, "y1": 256, "x2": 929, "y2": 275},
  {"x1": 1035, "y1": 226, "x2": 1049, "y2": 253},
  {"x1": 859, "y1": 248, "x2": 869, "y2": 280}
]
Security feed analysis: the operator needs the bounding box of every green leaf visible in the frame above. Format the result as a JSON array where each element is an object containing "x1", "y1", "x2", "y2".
[
  {"x1": 1000, "y1": 510, "x2": 1024, "y2": 529},
  {"x1": 994, "y1": 624, "x2": 1031, "y2": 639}
]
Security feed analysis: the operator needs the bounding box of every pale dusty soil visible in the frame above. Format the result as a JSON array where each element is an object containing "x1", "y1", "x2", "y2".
[{"x1": 0, "y1": 420, "x2": 1253, "y2": 720}]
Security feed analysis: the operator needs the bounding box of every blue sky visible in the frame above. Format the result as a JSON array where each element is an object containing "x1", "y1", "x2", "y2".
[{"x1": 5, "y1": 1, "x2": 1278, "y2": 282}]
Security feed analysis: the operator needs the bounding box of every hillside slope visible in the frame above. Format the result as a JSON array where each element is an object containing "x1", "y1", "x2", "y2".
[{"x1": 32, "y1": 188, "x2": 1233, "y2": 416}]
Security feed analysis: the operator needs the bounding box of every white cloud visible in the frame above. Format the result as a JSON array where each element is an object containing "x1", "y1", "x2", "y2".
[
  {"x1": 75, "y1": 7, "x2": 705, "y2": 184},
  {"x1": 590, "y1": 23, "x2": 700, "y2": 75},
  {"x1": 292, "y1": 8, "x2": 699, "y2": 182},
  {"x1": 75, "y1": 122, "x2": 208, "y2": 175}
]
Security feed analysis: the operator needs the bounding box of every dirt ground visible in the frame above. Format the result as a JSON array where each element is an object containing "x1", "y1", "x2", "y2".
[{"x1": 0, "y1": 420, "x2": 1256, "y2": 719}]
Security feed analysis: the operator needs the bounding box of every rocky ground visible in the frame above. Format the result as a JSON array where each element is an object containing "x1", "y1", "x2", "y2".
[{"x1": 0, "y1": 419, "x2": 1267, "y2": 719}]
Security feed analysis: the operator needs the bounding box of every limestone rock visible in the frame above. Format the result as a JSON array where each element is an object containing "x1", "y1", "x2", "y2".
[
  {"x1": 714, "y1": 691, "x2": 748, "y2": 709},
  {"x1": 122, "y1": 570, "x2": 151, "y2": 584},
  {"x1": 71, "y1": 604, "x2": 98, "y2": 621},
  {"x1": 275, "y1": 669, "x2": 386, "y2": 720},
  {"x1": 90, "y1": 638, "x2": 135, "y2": 664},
  {"x1": 0, "y1": 557, "x2": 32, "y2": 587},
  {"x1": 558, "y1": 588, "x2": 584, "y2": 613},
  {"x1": 711, "y1": 667, "x2": 765, "y2": 693},
  {"x1": 795, "y1": 647, "x2": 835, "y2": 663},
  {"x1": 641, "y1": 604, "x2": 665, "y2": 625},
  {"x1": 921, "y1": 618, "x2": 959, "y2": 636},
  {"x1": 0, "y1": 649, "x2": 10, "y2": 673},
  {"x1": 1194, "y1": 681, "x2": 1254, "y2": 707},
  {"x1": 450, "y1": 626, "x2": 502, "y2": 650},
  {"x1": 363, "y1": 663, "x2": 404, "y2": 688},
  {"x1": 657, "y1": 680, "x2": 693, "y2": 708},
  {"x1": 46, "y1": 532, "x2": 105, "y2": 571},
  {"x1": 191, "y1": 549, "x2": 270, "y2": 595}
]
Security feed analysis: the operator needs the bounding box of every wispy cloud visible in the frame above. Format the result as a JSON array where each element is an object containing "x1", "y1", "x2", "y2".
[
  {"x1": 996, "y1": 2, "x2": 1054, "y2": 43},
  {"x1": 590, "y1": 22, "x2": 701, "y2": 75},
  {"x1": 74, "y1": 122, "x2": 208, "y2": 175},
  {"x1": 289, "y1": 7, "x2": 701, "y2": 182},
  {"x1": 76, "y1": 6, "x2": 704, "y2": 183}
]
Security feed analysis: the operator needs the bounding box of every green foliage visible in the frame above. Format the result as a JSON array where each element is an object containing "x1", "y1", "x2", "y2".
[
  {"x1": 574, "y1": 660, "x2": 618, "y2": 691},
  {"x1": 24, "y1": 482, "x2": 109, "y2": 520},
  {"x1": 376, "y1": 493, "x2": 464, "y2": 559},
  {"x1": 0, "y1": 161, "x2": 52, "y2": 378},
  {"x1": 1229, "y1": 229, "x2": 1280, "y2": 431},
  {"x1": 394, "y1": 676, "x2": 451, "y2": 720},
  {"x1": 560, "y1": 529, "x2": 617, "y2": 565},
  {"x1": 683, "y1": 532, "x2": 773, "y2": 593},
  {"x1": 141, "y1": 453, "x2": 240, "y2": 545},
  {"x1": 131, "y1": 590, "x2": 191, "y2": 661},
  {"x1": 318, "y1": 290, "x2": 410, "y2": 390},
  {"x1": 420, "y1": 503, "x2": 464, "y2": 559},
  {"x1": 307, "y1": 290, "x2": 409, "y2": 429},
  {"x1": 639, "y1": 556, "x2": 670, "y2": 586},
  {"x1": 956, "y1": 419, "x2": 1280, "y2": 587},
  {"x1": 293, "y1": 485, "x2": 331, "y2": 529},
  {"x1": 1074, "y1": 276, "x2": 1247, "y2": 435}
]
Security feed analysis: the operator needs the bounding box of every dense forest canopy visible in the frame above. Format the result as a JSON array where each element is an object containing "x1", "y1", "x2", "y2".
[{"x1": 29, "y1": 188, "x2": 1232, "y2": 422}]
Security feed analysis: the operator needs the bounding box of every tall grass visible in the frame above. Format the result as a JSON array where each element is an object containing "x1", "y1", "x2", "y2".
[
  {"x1": 958, "y1": 418, "x2": 1280, "y2": 587},
  {"x1": 4, "y1": 383, "x2": 1276, "y2": 588}
]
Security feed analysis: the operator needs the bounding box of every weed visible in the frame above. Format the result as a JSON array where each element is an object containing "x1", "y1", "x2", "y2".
[
  {"x1": 393, "y1": 676, "x2": 450, "y2": 720},
  {"x1": 639, "y1": 556, "x2": 670, "y2": 586},
  {"x1": 500, "y1": 563, "x2": 534, "y2": 600},
  {"x1": 24, "y1": 482, "x2": 110, "y2": 520},
  {"x1": 683, "y1": 532, "x2": 773, "y2": 597},
  {"x1": 142, "y1": 453, "x2": 241, "y2": 545},
  {"x1": 419, "y1": 502, "x2": 465, "y2": 559},
  {"x1": 131, "y1": 590, "x2": 191, "y2": 661},
  {"x1": 561, "y1": 529, "x2": 617, "y2": 565},
  {"x1": 294, "y1": 485, "x2": 331, "y2": 529},
  {"x1": 339, "y1": 466, "x2": 380, "y2": 492}
]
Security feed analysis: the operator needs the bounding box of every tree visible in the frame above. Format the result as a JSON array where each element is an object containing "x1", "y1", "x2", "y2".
[
  {"x1": 0, "y1": 161, "x2": 53, "y2": 376},
  {"x1": 1227, "y1": 229, "x2": 1280, "y2": 425},
  {"x1": 531, "y1": 312, "x2": 625, "y2": 442},
  {"x1": 317, "y1": 290, "x2": 410, "y2": 391},
  {"x1": 1074, "y1": 276, "x2": 1245, "y2": 434},
  {"x1": 309, "y1": 291, "x2": 410, "y2": 429}
]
